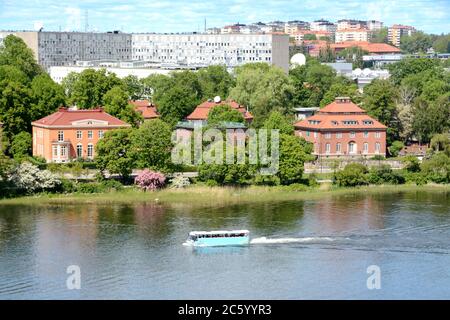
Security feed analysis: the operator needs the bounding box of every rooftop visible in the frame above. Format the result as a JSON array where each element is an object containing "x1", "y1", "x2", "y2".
[{"x1": 186, "y1": 98, "x2": 253, "y2": 121}]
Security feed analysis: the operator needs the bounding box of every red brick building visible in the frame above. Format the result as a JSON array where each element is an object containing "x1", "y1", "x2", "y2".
[
  {"x1": 294, "y1": 97, "x2": 387, "y2": 158},
  {"x1": 32, "y1": 108, "x2": 130, "y2": 163},
  {"x1": 129, "y1": 100, "x2": 160, "y2": 120},
  {"x1": 186, "y1": 98, "x2": 253, "y2": 123}
]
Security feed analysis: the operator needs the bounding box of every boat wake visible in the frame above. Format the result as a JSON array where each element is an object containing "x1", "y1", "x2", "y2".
[{"x1": 250, "y1": 236, "x2": 335, "y2": 244}]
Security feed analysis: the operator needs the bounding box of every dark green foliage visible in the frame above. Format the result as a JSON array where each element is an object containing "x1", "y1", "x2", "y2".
[
  {"x1": 367, "y1": 165, "x2": 405, "y2": 185},
  {"x1": 420, "y1": 153, "x2": 450, "y2": 183},
  {"x1": 333, "y1": 163, "x2": 369, "y2": 187},
  {"x1": 10, "y1": 132, "x2": 31, "y2": 160},
  {"x1": 207, "y1": 105, "x2": 244, "y2": 126}
]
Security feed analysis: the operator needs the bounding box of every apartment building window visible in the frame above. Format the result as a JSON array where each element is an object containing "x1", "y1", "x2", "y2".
[
  {"x1": 98, "y1": 130, "x2": 104, "y2": 139},
  {"x1": 364, "y1": 131, "x2": 369, "y2": 138},
  {"x1": 375, "y1": 132, "x2": 381, "y2": 138},
  {"x1": 349, "y1": 131, "x2": 356, "y2": 138},
  {"x1": 348, "y1": 142, "x2": 356, "y2": 154},
  {"x1": 336, "y1": 132, "x2": 342, "y2": 138},
  {"x1": 87, "y1": 144, "x2": 94, "y2": 158},
  {"x1": 375, "y1": 142, "x2": 381, "y2": 153},
  {"x1": 57, "y1": 131, "x2": 64, "y2": 142},
  {"x1": 336, "y1": 143, "x2": 341, "y2": 153},
  {"x1": 77, "y1": 130, "x2": 82, "y2": 139},
  {"x1": 325, "y1": 143, "x2": 331, "y2": 154},
  {"x1": 313, "y1": 132, "x2": 317, "y2": 138},
  {"x1": 52, "y1": 145, "x2": 58, "y2": 157},
  {"x1": 77, "y1": 144, "x2": 83, "y2": 158},
  {"x1": 325, "y1": 132, "x2": 331, "y2": 139},
  {"x1": 363, "y1": 143, "x2": 369, "y2": 154},
  {"x1": 60, "y1": 146, "x2": 67, "y2": 157},
  {"x1": 88, "y1": 130, "x2": 93, "y2": 139}
]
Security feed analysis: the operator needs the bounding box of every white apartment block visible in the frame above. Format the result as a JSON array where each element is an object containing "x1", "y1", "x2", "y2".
[
  {"x1": 310, "y1": 20, "x2": 337, "y2": 33},
  {"x1": 335, "y1": 29, "x2": 370, "y2": 42},
  {"x1": 367, "y1": 20, "x2": 384, "y2": 31},
  {"x1": 0, "y1": 31, "x2": 132, "y2": 70},
  {"x1": 132, "y1": 33, "x2": 290, "y2": 72},
  {"x1": 337, "y1": 19, "x2": 367, "y2": 30}
]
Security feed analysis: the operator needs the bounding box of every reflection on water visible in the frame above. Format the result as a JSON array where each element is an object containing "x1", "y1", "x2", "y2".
[{"x1": 0, "y1": 190, "x2": 449, "y2": 299}]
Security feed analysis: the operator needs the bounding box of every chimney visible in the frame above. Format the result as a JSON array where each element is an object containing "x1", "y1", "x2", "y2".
[{"x1": 335, "y1": 97, "x2": 351, "y2": 103}]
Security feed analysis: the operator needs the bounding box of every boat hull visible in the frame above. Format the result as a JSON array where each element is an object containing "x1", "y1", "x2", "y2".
[{"x1": 187, "y1": 236, "x2": 250, "y2": 247}]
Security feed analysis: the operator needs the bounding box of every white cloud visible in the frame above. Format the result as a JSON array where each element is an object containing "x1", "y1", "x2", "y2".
[{"x1": 64, "y1": 7, "x2": 82, "y2": 31}]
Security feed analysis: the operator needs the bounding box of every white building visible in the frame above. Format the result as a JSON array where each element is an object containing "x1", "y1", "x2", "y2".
[
  {"x1": 132, "y1": 33, "x2": 290, "y2": 72},
  {"x1": 337, "y1": 19, "x2": 367, "y2": 30},
  {"x1": 310, "y1": 19, "x2": 337, "y2": 33},
  {"x1": 0, "y1": 31, "x2": 132, "y2": 70},
  {"x1": 367, "y1": 20, "x2": 384, "y2": 31}
]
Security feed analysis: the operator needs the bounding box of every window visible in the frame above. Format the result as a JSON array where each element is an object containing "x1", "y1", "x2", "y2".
[
  {"x1": 336, "y1": 143, "x2": 341, "y2": 153},
  {"x1": 60, "y1": 146, "x2": 67, "y2": 157},
  {"x1": 375, "y1": 131, "x2": 381, "y2": 138},
  {"x1": 375, "y1": 142, "x2": 381, "y2": 153},
  {"x1": 313, "y1": 132, "x2": 317, "y2": 138},
  {"x1": 57, "y1": 131, "x2": 64, "y2": 142},
  {"x1": 325, "y1": 132, "x2": 331, "y2": 139},
  {"x1": 88, "y1": 130, "x2": 93, "y2": 139},
  {"x1": 363, "y1": 143, "x2": 369, "y2": 153},
  {"x1": 336, "y1": 132, "x2": 342, "y2": 138},
  {"x1": 348, "y1": 142, "x2": 356, "y2": 154},
  {"x1": 364, "y1": 131, "x2": 369, "y2": 138},
  {"x1": 350, "y1": 131, "x2": 355, "y2": 138},
  {"x1": 98, "y1": 130, "x2": 104, "y2": 138},
  {"x1": 77, "y1": 144, "x2": 83, "y2": 158},
  {"x1": 52, "y1": 145, "x2": 58, "y2": 157},
  {"x1": 363, "y1": 120, "x2": 373, "y2": 125},
  {"x1": 76, "y1": 130, "x2": 82, "y2": 139},
  {"x1": 325, "y1": 143, "x2": 331, "y2": 154},
  {"x1": 87, "y1": 144, "x2": 94, "y2": 158},
  {"x1": 306, "y1": 131, "x2": 310, "y2": 137}
]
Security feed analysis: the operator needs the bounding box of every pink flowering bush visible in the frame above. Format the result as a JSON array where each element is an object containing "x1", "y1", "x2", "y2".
[{"x1": 134, "y1": 169, "x2": 166, "y2": 191}]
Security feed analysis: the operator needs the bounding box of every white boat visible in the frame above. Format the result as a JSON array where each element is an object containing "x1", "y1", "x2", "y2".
[{"x1": 184, "y1": 230, "x2": 250, "y2": 247}]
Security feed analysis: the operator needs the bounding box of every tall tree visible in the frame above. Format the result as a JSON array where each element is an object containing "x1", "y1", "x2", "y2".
[
  {"x1": 207, "y1": 105, "x2": 244, "y2": 126},
  {"x1": 30, "y1": 73, "x2": 66, "y2": 121},
  {"x1": 412, "y1": 95, "x2": 450, "y2": 143},
  {"x1": 400, "y1": 31, "x2": 433, "y2": 54},
  {"x1": 102, "y1": 86, "x2": 143, "y2": 127},
  {"x1": 370, "y1": 27, "x2": 388, "y2": 43},
  {"x1": 197, "y1": 65, "x2": 235, "y2": 100}
]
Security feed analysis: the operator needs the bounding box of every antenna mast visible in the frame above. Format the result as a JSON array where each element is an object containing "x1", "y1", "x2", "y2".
[{"x1": 84, "y1": 9, "x2": 89, "y2": 32}]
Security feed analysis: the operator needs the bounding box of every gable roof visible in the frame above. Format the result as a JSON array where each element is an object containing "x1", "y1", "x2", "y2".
[
  {"x1": 129, "y1": 100, "x2": 160, "y2": 119},
  {"x1": 186, "y1": 99, "x2": 253, "y2": 121},
  {"x1": 32, "y1": 108, "x2": 130, "y2": 128}
]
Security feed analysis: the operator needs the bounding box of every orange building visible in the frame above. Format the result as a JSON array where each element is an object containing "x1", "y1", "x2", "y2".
[
  {"x1": 32, "y1": 107, "x2": 131, "y2": 163},
  {"x1": 129, "y1": 100, "x2": 160, "y2": 120},
  {"x1": 186, "y1": 98, "x2": 253, "y2": 123},
  {"x1": 295, "y1": 97, "x2": 387, "y2": 158}
]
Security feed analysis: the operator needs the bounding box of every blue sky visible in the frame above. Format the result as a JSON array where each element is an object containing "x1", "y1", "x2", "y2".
[{"x1": 0, "y1": 0, "x2": 449, "y2": 34}]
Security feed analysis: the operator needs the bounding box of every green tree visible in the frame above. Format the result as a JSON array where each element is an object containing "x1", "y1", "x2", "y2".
[
  {"x1": 320, "y1": 76, "x2": 359, "y2": 107},
  {"x1": 10, "y1": 131, "x2": 31, "y2": 160},
  {"x1": 131, "y1": 119, "x2": 173, "y2": 172},
  {"x1": 197, "y1": 65, "x2": 235, "y2": 100},
  {"x1": 400, "y1": 31, "x2": 433, "y2": 54},
  {"x1": 370, "y1": 27, "x2": 388, "y2": 43},
  {"x1": 0, "y1": 35, "x2": 42, "y2": 80},
  {"x1": 66, "y1": 69, "x2": 122, "y2": 109},
  {"x1": 336, "y1": 46, "x2": 369, "y2": 69},
  {"x1": 207, "y1": 104, "x2": 244, "y2": 126},
  {"x1": 262, "y1": 111, "x2": 294, "y2": 135},
  {"x1": 430, "y1": 133, "x2": 450, "y2": 156},
  {"x1": 229, "y1": 63, "x2": 295, "y2": 126},
  {"x1": 122, "y1": 75, "x2": 145, "y2": 100},
  {"x1": 304, "y1": 34, "x2": 317, "y2": 40},
  {"x1": 30, "y1": 73, "x2": 66, "y2": 121},
  {"x1": 388, "y1": 58, "x2": 440, "y2": 86},
  {"x1": 388, "y1": 141, "x2": 405, "y2": 157},
  {"x1": 432, "y1": 33, "x2": 450, "y2": 53},
  {"x1": 334, "y1": 163, "x2": 369, "y2": 187},
  {"x1": 318, "y1": 44, "x2": 336, "y2": 63},
  {"x1": 412, "y1": 95, "x2": 450, "y2": 143},
  {"x1": 102, "y1": 86, "x2": 143, "y2": 127},
  {"x1": 95, "y1": 128, "x2": 136, "y2": 178},
  {"x1": 420, "y1": 152, "x2": 450, "y2": 183},
  {"x1": 277, "y1": 134, "x2": 308, "y2": 185},
  {"x1": 362, "y1": 79, "x2": 399, "y2": 143}
]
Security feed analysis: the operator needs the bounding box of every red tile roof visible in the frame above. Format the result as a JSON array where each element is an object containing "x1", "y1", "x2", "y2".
[
  {"x1": 294, "y1": 98, "x2": 386, "y2": 130},
  {"x1": 129, "y1": 100, "x2": 160, "y2": 119},
  {"x1": 331, "y1": 41, "x2": 401, "y2": 53},
  {"x1": 32, "y1": 108, "x2": 130, "y2": 128},
  {"x1": 186, "y1": 99, "x2": 253, "y2": 121}
]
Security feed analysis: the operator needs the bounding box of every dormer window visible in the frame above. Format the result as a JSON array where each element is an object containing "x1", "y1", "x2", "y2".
[
  {"x1": 343, "y1": 120, "x2": 358, "y2": 125},
  {"x1": 331, "y1": 121, "x2": 338, "y2": 125},
  {"x1": 363, "y1": 120, "x2": 373, "y2": 125},
  {"x1": 308, "y1": 120, "x2": 321, "y2": 125}
]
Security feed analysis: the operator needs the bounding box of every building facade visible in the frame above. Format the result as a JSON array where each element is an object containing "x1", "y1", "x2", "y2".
[
  {"x1": 32, "y1": 108, "x2": 130, "y2": 163},
  {"x1": 367, "y1": 20, "x2": 384, "y2": 31},
  {"x1": 131, "y1": 33, "x2": 290, "y2": 72},
  {"x1": 294, "y1": 97, "x2": 387, "y2": 158},
  {"x1": 0, "y1": 31, "x2": 132, "y2": 70},
  {"x1": 388, "y1": 25, "x2": 416, "y2": 47},
  {"x1": 337, "y1": 19, "x2": 367, "y2": 30},
  {"x1": 310, "y1": 20, "x2": 337, "y2": 33},
  {"x1": 335, "y1": 29, "x2": 370, "y2": 42}
]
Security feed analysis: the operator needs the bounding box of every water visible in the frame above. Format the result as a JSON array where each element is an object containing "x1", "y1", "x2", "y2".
[{"x1": 0, "y1": 190, "x2": 449, "y2": 299}]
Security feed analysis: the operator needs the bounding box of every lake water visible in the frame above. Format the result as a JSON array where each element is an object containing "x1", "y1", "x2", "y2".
[{"x1": 0, "y1": 190, "x2": 449, "y2": 299}]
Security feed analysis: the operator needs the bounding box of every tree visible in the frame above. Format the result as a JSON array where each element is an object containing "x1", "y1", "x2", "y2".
[
  {"x1": 7, "y1": 162, "x2": 60, "y2": 194},
  {"x1": 370, "y1": 27, "x2": 388, "y2": 43},
  {"x1": 102, "y1": 86, "x2": 143, "y2": 127},
  {"x1": 207, "y1": 105, "x2": 244, "y2": 126},
  {"x1": 412, "y1": 95, "x2": 450, "y2": 143},
  {"x1": 230, "y1": 63, "x2": 295, "y2": 126},
  {"x1": 432, "y1": 33, "x2": 450, "y2": 53},
  {"x1": 388, "y1": 141, "x2": 404, "y2": 157},
  {"x1": 430, "y1": 133, "x2": 450, "y2": 156},
  {"x1": 122, "y1": 75, "x2": 145, "y2": 100},
  {"x1": 134, "y1": 169, "x2": 166, "y2": 191},
  {"x1": 262, "y1": 111, "x2": 294, "y2": 135},
  {"x1": 0, "y1": 35, "x2": 42, "y2": 80},
  {"x1": 30, "y1": 73, "x2": 66, "y2": 121},
  {"x1": 152, "y1": 71, "x2": 203, "y2": 124},
  {"x1": 95, "y1": 128, "x2": 136, "y2": 178},
  {"x1": 197, "y1": 65, "x2": 235, "y2": 100},
  {"x1": 304, "y1": 34, "x2": 317, "y2": 41},
  {"x1": 388, "y1": 58, "x2": 440, "y2": 86},
  {"x1": 66, "y1": 69, "x2": 122, "y2": 109},
  {"x1": 336, "y1": 46, "x2": 369, "y2": 69},
  {"x1": 362, "y1": 79, "x2": 399, "y2": 143},
  {"x1": 334, "y1": 163, "x2": 368, "y2": 187},
  {"x1": 131, "y1": 119, "x2": 173, "y2": 172},
  {"x1": 318, "y1": 44, "x2": 335, "y2": 63},
  {"x1": 420, "y1": 152, "x2": 450, "y2": 183},
  {"x1": 10, "y1": 132, "x2": 31, "y2": 160},
  {"x1": 320, "y1": 76, "x2": 359, "y2": 107},
  {"x1": 400, "y1": 31, "x2": 433, "y2": 54},
  {"x1": 277, "y1": 134, "x2": 308, "y2": 185}
]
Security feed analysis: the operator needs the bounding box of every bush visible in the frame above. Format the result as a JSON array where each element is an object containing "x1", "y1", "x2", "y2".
[
  {"x1": 371, "y1": 155, "x2": 386, "y2": 160},
  {"x1": 76, "y1": 183, "x2": 102, "y2": 194},
  {"x1": 135, "y1": 169, "x2": 166, "y2": 191},
  {"x1": 367, "y1": 165, "x2": 405, "y2": 185},
  {"x1": 100, "y1": 179, "x2": 123, "y2": 191},
  {"x1": 401, "y1": 155, "x2": 421, "y2": 172},
  {"x1": 388, "y1": 141, "x2": 405, "y2": 157},
  {"x1": 333, "y1": 163, "x2": 368, "y2": 187},
  {"x1": 7, "y1": 162, "x2": 61, "y2": 194},
  {"x1": 420, "y1": 153, "x2": 450, "y2": 183},
  {"x1": 402, "y1": 171, "x2": 428, "y2": 186},
  {"x1": 170, "y1": 175, "x2": 191, "y2": 188},
  {"x1": 198, "y1": 163, "x2": 256, "y2": 186}
]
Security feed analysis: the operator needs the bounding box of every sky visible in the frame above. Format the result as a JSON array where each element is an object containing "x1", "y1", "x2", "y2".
[{"x1": 0, "y1": 0, "x2": 449, "y2": 34}]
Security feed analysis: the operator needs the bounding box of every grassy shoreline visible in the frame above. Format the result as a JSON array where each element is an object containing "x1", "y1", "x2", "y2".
[{"x1": 0, "y1": 184, "x2": 448, "y2": 207}]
